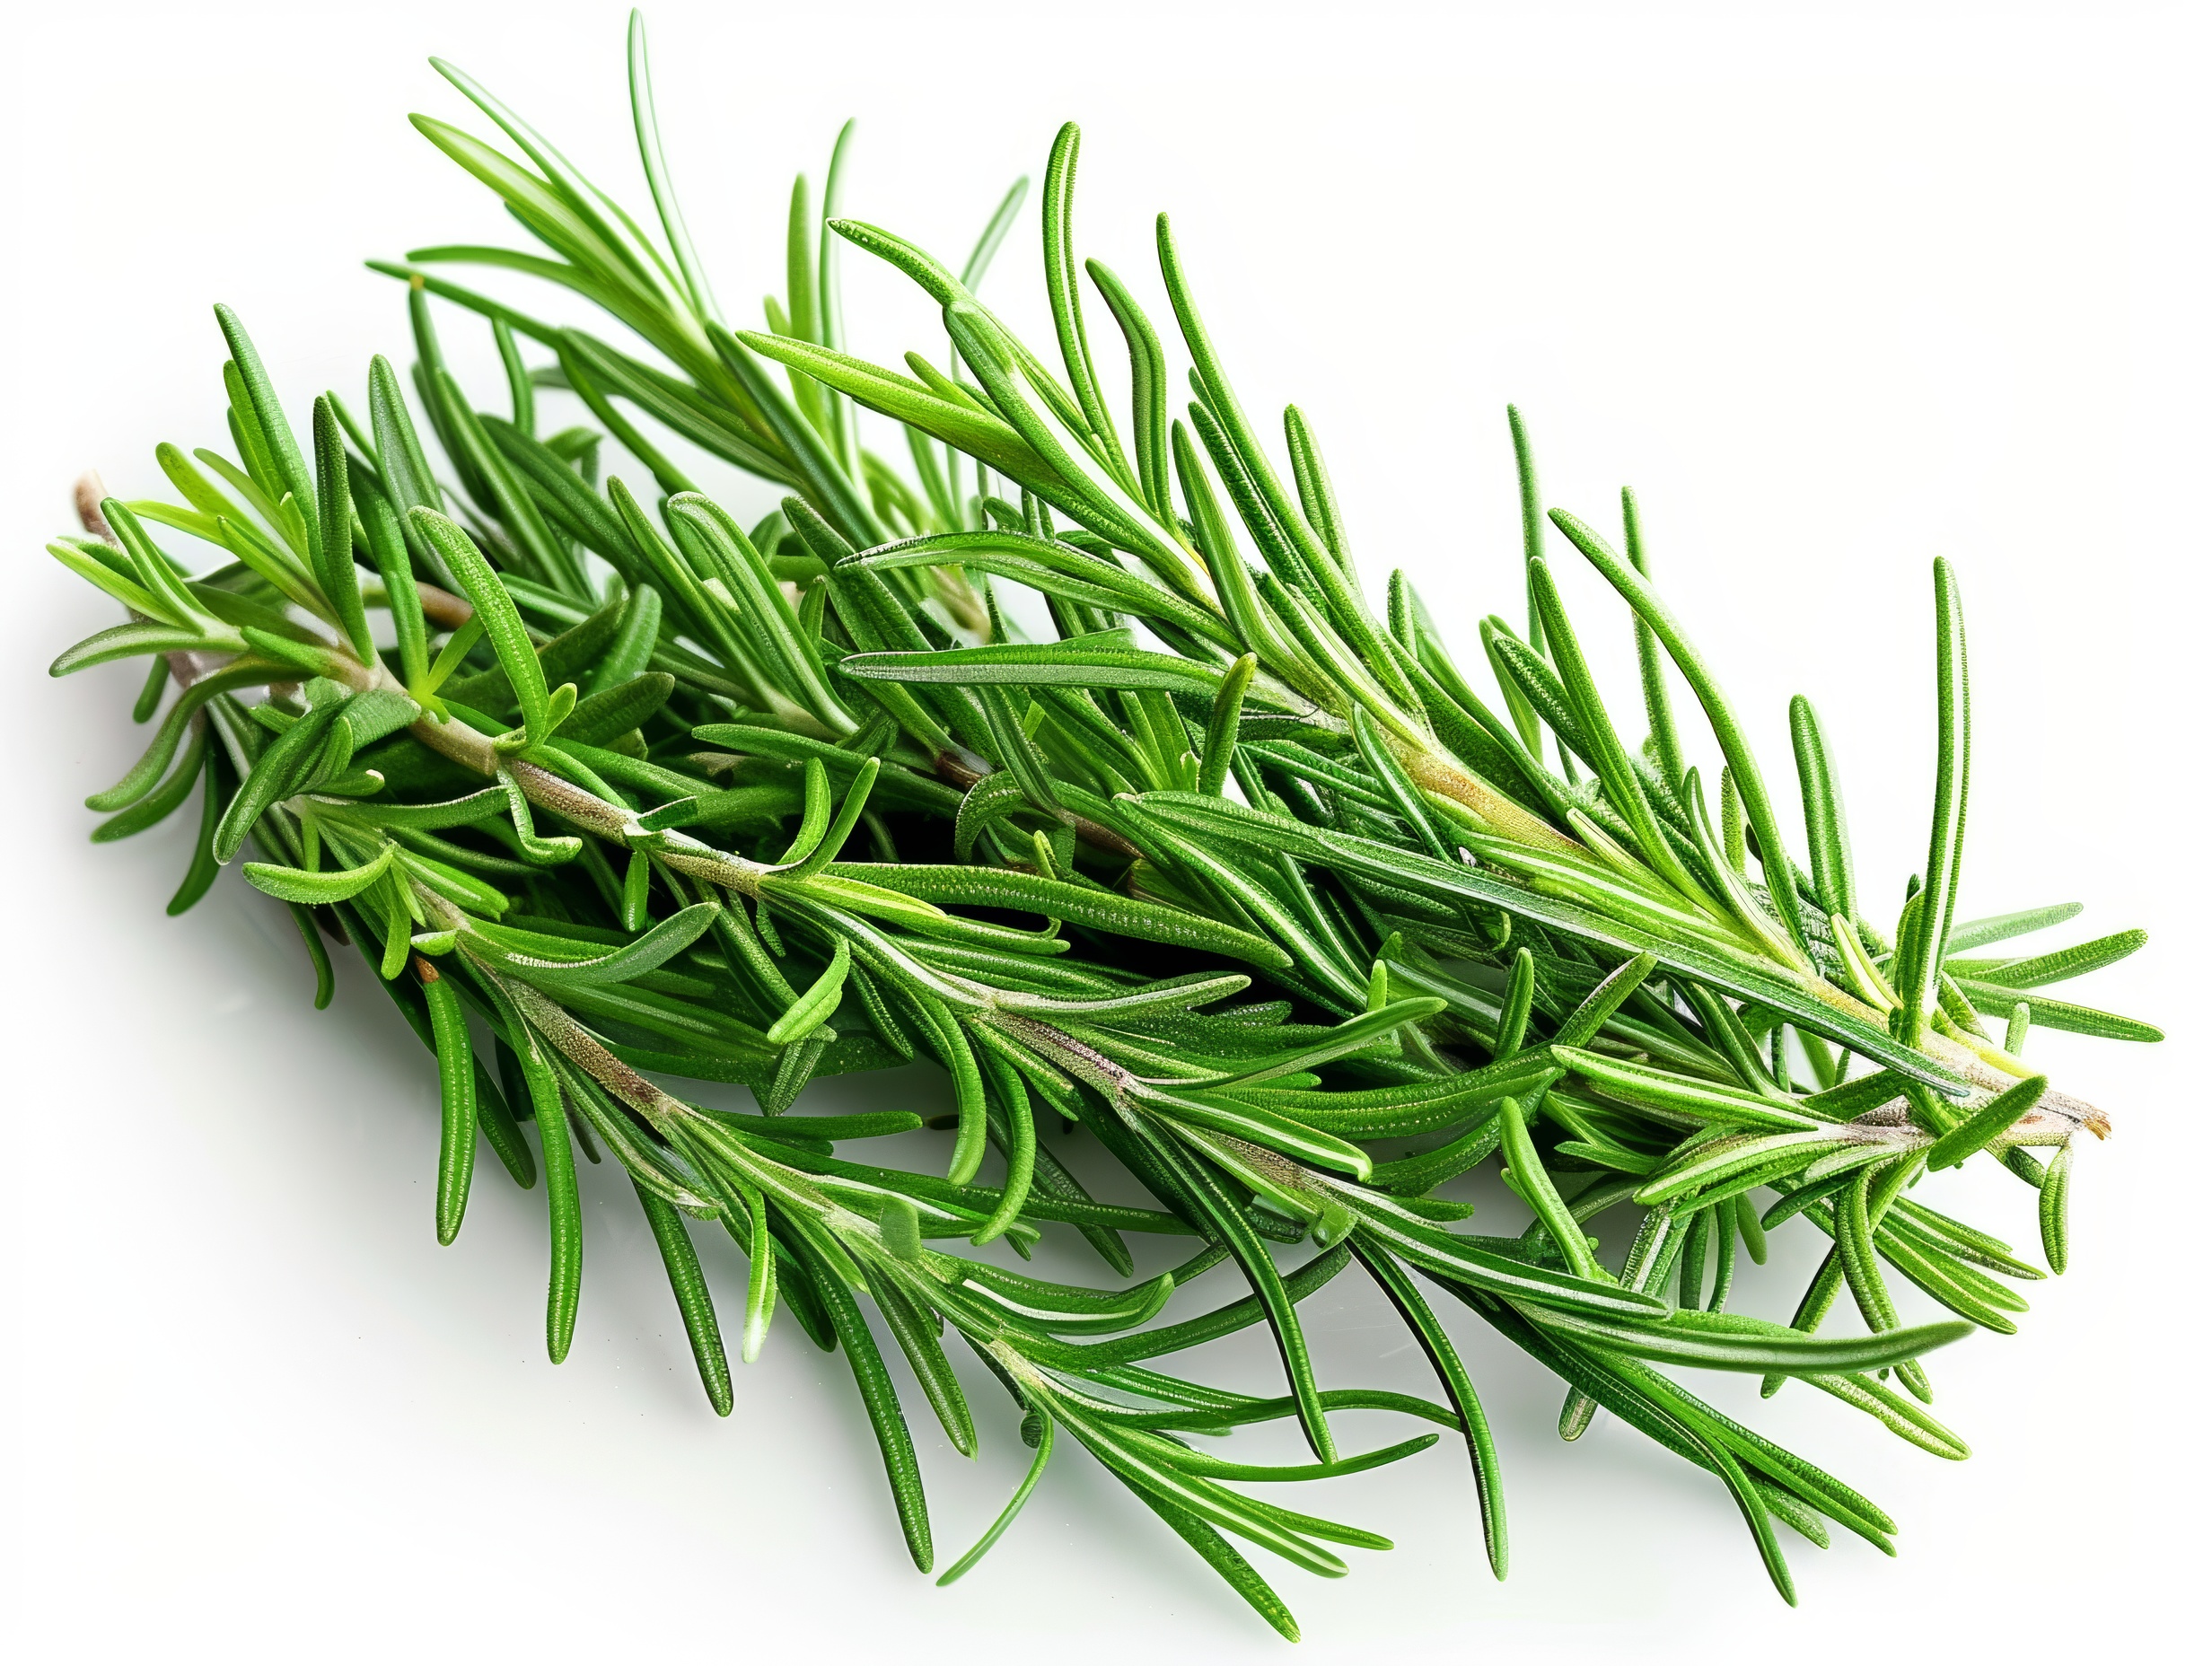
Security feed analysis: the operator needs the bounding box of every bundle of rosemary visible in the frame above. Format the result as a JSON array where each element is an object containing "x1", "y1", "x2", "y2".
[{"x1": 48, "y1": 14, "x2": 2156, "y2": 1642}]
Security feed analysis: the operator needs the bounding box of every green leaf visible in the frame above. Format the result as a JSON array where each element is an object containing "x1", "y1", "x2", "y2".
[
  {"x1": 286, "y1": 901, "x2": 337, "y2": 1009},
  {"x1": 103, "y1": 501, "x2": 207, "y2": 627},
  {"x1": 1499, "y1": 1094, "x2": 1608, "y2": 1283},
  {"x1": 1527, "y1": 1304, "x2": 1975, "y2": 1377},
  {"x1": 624, "y1": 13, "x2": 717, "y2": 322},
  {"x1": 865, "y1": 1266, "x2": 977, "y2": 1455},
  {"x1": 1944, "y1": 901, "x2": 2082, "y2": 953},
  {"x1": 215, "y1": 696, "x2": 351, "y2": 864},
  {"x1": 1155, "y1": 218, "x2": 1337, "y2": 615},
  {"x1": 1635, "y1": 1131, "x2": 1847, "y2": 1207},
  {"x1": 1555, "y1": 951, "x2": 1660, "y2": 1048},
  {"x1": 706, "y1": 324, "x2": 885, "y2": 548},
  {"x1": 1198, "y1": 653, "x2": 1257, "y2": 798},
  {"x1": 816, "y1": 122, "x2": 861, "y2": 470},
  {"x1": 391, "y1": 846, "x2": 512, "y2": 918},
  {"x1": 311, "y1": 396, "x2": 374, "y2": 661},
  {"x1": 476, "y1": 901, "x2": 719, "y2": 988},
  {"x1": 1553, "y1": 1047, "x2": 1826, "y2": 1134},
  {"x1": 407, "y1": 107, "x2": 653, "y2": 311},
  {"x1": 1088, "y1": 259, "x2": 1173, "y2": 522},
  {"x1": 421, "y1": 962, "x2": 478, "y2": 1245},
  {"x1": 1891, "y1": 559, "x2": 1971, "y2": 1045},
  {"x1": 91, "y1": 727, "x2": 208, "y2": 845},
  {"x1": 560, "y1": 671, "x2": 672, "y2": 747},
  {"x1": 215, "y1": 305, "x2": 316, "y2": 551},
  {"x1": 1126, "y1": 1487, "x2": 1300, "y2": 1643},
  {"x1": 634, "y1": 1180, "x2": 732, "y2": 1415},
  {"x1": 329, "y1": 787, "x2": 508, "y2": 831},
  {"x1": 1156, "y1": 1096, "x2": 1374, "y2": 1182},
  {"x1": 843, "y1": 641, "x2": 1224, "y2": 697},
  {"x1": 938, "y1": 1413, "x2": 1055, "y2": 1587},
  {"x1": 1040, "y1": 125, "x2": 1133, "y2": 482},
  {"x1": 47, "y1": 539, "x2": 166, "y2": 626},
  {"x1": 795, "y1": 1232, "x2": 934, "y2": 1570},
  {"x1": 368, "y1": 354, "x2": 446, "y2": 524},
  {"x1": 768, "y1": 938, "x2": 851, "y2": 1045},
  {"x1": 1548, "y1": 508, "x2": 1815, "y2": 967},
  {"x1": 1923, "y1": 1074, "x2": 2048, "y2": 1170},
  {"x1": 2040, "y1": 1140, "x2": 2073, "y2": 1275},
  {"x1": 85, "y1": 665, "x2": 273, "y2": 812},
  {"x1": 777, "y1": 757, "x2": 880, "y2": 881},
  {"x1": 244, "y1": 842, "x2": 399, "y2": 905},
  {"x1": 1619, "y1": 487, "x2": 1686, "y2": 787},
  {"x1": 1789, "y1": 695, "x2": 1859, "y2": 925},
  {"x1": 167, "y1": 749, "x2": 225, "y2": 916},
  {"x1": 430, "y1": 368, "x2": 583, "y2": 596},
  {"x1": 1529, "y1": 557, "x2": 1713, "y2": 910},
  {"x1": 1350, "y1": 1242, "x2": 1506, "y2": 1577},
  {"x1": 587, "y1": 584, "x2": 666, "y2": 695},
  {"x1": 1970, "y1": 928, "x2": 2147, "y2": 989},
  {"x1": 668, "y1": 494, "x2": 851, "y2": 728},
  {"x1": 408, "y1": 508, "x2": 552, "y2": 743},
  {"x1": 1951, "y1": 978, "x2": 2162, "y2": 1042},
  {"x1": 736, "y1": 329, "x2": 1041, "y2": 480},
  {"x1": 50, "y1": 621, "x2": 224, "y2": 678},
  {"x1": 849, "y1": 531, "x2": 1239, "y2": 653},
  {"x1": 1182, "y1": 998, "x2": 1443, "y2": 1092},
  {"x1": 825, "y1": 862, "x2": 1290, "y2": 969},
  {"x1": 720, "y1": 1175, "x2": 777, "y2": 1364},
  {"x1": 342, "y1": 689, "x2": 423, "y2": 749}
]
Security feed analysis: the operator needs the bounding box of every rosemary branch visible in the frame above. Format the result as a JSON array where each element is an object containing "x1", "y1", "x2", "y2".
[{"x1": 47, "y1": 11, "x2": 2155, "y2": 1641}]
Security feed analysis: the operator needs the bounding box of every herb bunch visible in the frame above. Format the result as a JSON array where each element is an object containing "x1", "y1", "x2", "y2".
[{"x1": 49, "y1": 13, "x2": 2157, "y2": 1642}]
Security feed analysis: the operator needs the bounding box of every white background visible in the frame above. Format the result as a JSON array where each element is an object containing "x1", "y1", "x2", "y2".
[{"x1": 4, "y1": 2, "x2": 2203, "y2": 1661}]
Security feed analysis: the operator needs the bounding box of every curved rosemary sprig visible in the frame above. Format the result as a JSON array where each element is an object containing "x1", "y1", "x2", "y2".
[{"x1": 51, "y1": 10, "x2": 2155, "y2": 1641}]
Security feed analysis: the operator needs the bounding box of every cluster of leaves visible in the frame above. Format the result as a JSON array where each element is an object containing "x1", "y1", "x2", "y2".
[{"x1": 51, "y1": 13, "x2": 2156, "y2": 1642}]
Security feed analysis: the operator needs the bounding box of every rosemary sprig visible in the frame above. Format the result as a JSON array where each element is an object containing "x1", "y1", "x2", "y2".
[{"x1": 51, "y1": 11, "x2": 2155, "y2": 1642}]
